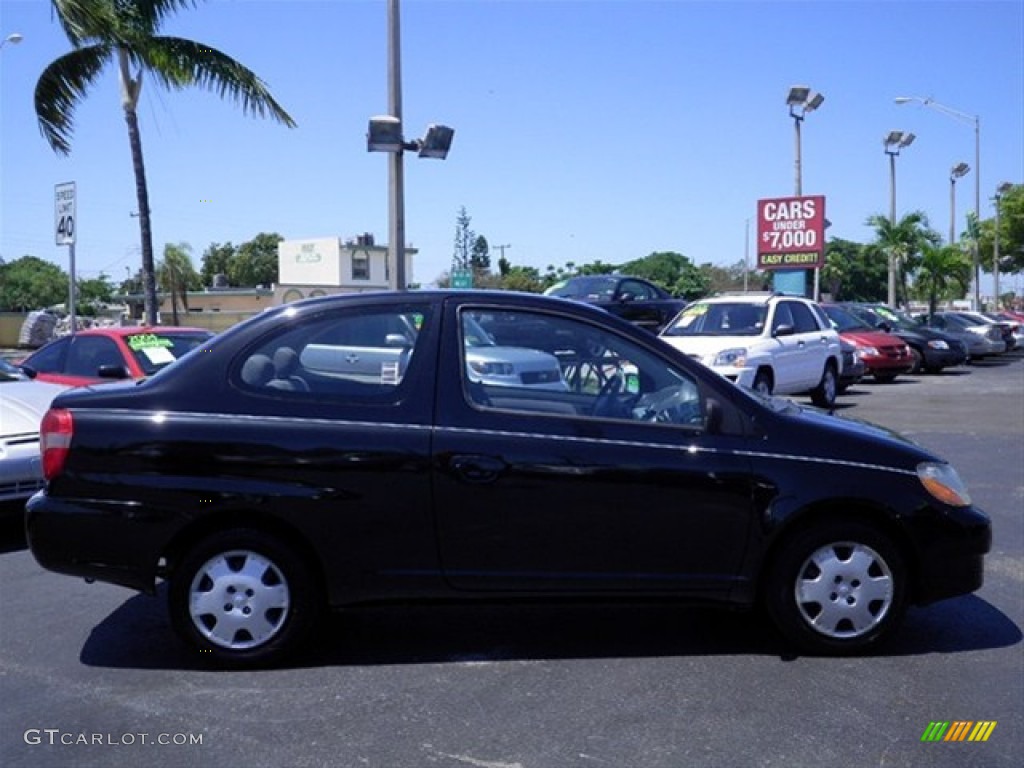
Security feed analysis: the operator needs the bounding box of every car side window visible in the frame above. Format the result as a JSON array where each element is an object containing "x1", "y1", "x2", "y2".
[
  {"x1": 771, "y1": 302, "x2": 795, "y2": 333},
  {"x1": 237, "y1": 304, "x2": 432, "y2": 400},
  {"x1": 461, "y1": 309, "x2": 704, "y2": 427},
  {"x1": 24, "y1": 338, "x2": 68, "y2": 373},
  {"x1": 65, "y1": 336, "x2": 123, "y2": 377},
  {"x1": 787, "y1": 301, "x2": 820, "y2": 334},
  {"x1": 620, "y1": 280, "x2": 654, "y2": 300}
]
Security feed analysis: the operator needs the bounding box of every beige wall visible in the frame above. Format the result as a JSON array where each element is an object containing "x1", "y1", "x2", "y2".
[{"x1": 0, "y1": 311, "x2": 257, "y2": 348}]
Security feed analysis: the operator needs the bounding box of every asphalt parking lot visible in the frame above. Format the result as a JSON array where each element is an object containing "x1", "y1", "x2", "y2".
[{"x1": 1, "y1": 351, "x2": 1021, "y2": 768}]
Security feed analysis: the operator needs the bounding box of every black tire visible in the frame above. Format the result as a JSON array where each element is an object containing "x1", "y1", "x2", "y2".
[
  {"x1": 763, "y1": 521, "x2": 907, "y2": 655},
  {"x1": 907, "y1": 347, "x2": 924, "y2": 375},
  {"x1": 752, "y1": 369, "x2": 773, "y2": 396},
  {"x1": 169, "y1": 529, "x2": 321, "y2": 667},
  {"x1": 810, "y1": 362, "x2": 838, "y2": 408}
]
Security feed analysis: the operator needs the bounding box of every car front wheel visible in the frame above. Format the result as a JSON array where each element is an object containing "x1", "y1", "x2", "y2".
[
  {"x1": 169, "y1": 529, "x2": 320, "y2": 667},
  {"x1": 764, "y1": 521, "x2": 907, "y2": 654}
]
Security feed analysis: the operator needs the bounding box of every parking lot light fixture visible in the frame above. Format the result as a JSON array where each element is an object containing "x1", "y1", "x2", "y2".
[
  {"x1": 896, "y1": 95, "x2": 982, "y2": 307},
  {"x1": 0, "y1": 32, "x2": 23, "y2": 50},
  {"x1": 367, "y1": 1, "x2": 454, "y2": 291},
  {"x1": 884, "y1": 131, "x2": 916, "y2": 306},
  {"x1": 781, "y1": 85, "x2": 825, "y2": 298}
]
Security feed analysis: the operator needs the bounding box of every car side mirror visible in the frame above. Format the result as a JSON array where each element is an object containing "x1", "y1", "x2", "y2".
[
  {"x1": 97, "y1": 364, "x2": 131, "y2": 380},
  {"x1": 876, "y1": 321, "x2": 892, "y2": 332},
  {"x1": 20, "y1": 365, "x2": 38, "y2": 380},
  {"x1": 773, "y1": 324, "x2": 795, "y2": 337}
]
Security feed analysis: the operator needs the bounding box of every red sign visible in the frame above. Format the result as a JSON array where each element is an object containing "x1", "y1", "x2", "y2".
[{"x1": 756, "y1": 195, "x2": 826, "y2": 270}]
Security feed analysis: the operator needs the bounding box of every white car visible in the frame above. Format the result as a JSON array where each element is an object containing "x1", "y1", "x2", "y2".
[
  {"x1": 0, "y1": 360, "x2": 69, "y2": 506},
  {"x1": 659, "y1": 293, "x2": 842, "y2": 407}
]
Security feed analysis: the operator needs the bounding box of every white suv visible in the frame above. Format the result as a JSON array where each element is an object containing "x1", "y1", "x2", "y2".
[{"x1": 659, "y1": 293, "x2": 842, "y2": 407}]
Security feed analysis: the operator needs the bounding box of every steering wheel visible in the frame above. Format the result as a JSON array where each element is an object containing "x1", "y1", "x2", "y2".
[
  {"x1": 637, "y1": 385, "x2": 702, "y2": 424},
  {"x1": 591, "y1": 372, "x2": 623, "y2": 417}
]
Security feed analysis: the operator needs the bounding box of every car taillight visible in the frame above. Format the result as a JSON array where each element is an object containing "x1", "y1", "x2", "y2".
[{"x1": 40, "y1": 408, "x2": 74, "y2": 480}]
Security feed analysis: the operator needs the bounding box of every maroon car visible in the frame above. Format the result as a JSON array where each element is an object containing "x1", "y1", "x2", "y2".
[{"x1": 822, "y1": 304, "x2": 913, "y2": 383}]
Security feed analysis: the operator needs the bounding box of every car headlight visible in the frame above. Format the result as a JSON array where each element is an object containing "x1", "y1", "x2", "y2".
[
  {"x1": 468, "y1": 360, "x2": 515, "y2": 376},
  {"x1": 860, "y1": 346, "x2": 879, "y2": 357},
  {"x1": 714, "y1": 347, "x2": 749, "y2": 367},
  {"x1": 917, "y1": 462, "x2": 972, "y2": 507},
  {"x1": 927, "y1": 339, "x2": 949, "y2": 350}
]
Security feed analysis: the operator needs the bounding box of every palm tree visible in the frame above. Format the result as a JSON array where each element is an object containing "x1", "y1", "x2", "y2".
[
  {"x1": 158, "y1": 241, "x2": 199, "y2": 325},
  {"x1": 915, "y1": 243, "x2": 971, "y2": 317},
  {"x1": 864, "y1": 211, "x2": 940, "y2": 307},
  {"x1": 35, "y1": 0, "x2": 295, "y2": 326}
]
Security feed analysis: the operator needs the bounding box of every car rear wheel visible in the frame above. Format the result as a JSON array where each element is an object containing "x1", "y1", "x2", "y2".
[
  {"x1": 810, "y1": 362, "x2": 837, "y2": 407},
  {"x1": 169, "y1": 529, "x2": 320, "y2": 667},
  {"x1": 764, "y1": 521, "x2": 907, "y2": 654}
]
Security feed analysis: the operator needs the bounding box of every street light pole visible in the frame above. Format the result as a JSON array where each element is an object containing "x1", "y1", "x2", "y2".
[
  {"x1": 387, "y1": 0, "x2": 407, "y2": 291},
  {"x1": 883, "y1": 131, "x2": 915, "y2": 307},
  {"x1": 784, "y1": 85, "x2": 824, "y2": 298},
  {"x1": 895, "y1": 96, "x2": 981, "y2": 307},
  {"x1": 949, "y1": 162, "x2": 970, "y2": 245}
]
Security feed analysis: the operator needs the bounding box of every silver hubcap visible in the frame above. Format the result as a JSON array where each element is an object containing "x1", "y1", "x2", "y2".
[
  {"x1": 794, "y1": 541, "x2": 893, "y2": 639},
  {"x1": 823, "y1": 370, "x2": 836, "y2": 401},
  {"x1": 189, "y1": 550, "x2": 290, "y2": 650}
]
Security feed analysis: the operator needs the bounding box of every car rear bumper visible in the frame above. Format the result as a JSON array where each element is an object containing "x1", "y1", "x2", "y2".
[{"x1": 25, "y1": 492, "x2": 166, "y2": 594}]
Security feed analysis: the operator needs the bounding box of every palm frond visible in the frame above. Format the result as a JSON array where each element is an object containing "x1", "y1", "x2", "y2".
[
  {"x1": 35, "y1": 45, "x2": 113, "y2": 154},
  {"x1": 132, "y1": 36, "x2": 296, "y2": 127},
  {"x1": 51, "y1": 0, "x2": 117, "y2": 46}
]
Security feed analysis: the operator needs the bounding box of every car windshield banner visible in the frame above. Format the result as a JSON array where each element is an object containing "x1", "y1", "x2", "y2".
[{"x1": 757, "y1": 195, "x2": 826, "y2": 269}]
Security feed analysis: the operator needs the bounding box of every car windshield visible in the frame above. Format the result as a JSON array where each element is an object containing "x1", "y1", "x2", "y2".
[
  {"x1": 662, "y1": 302, "x2": 767, "y2": 337},
  {"x1": 824, "y1": 305, "x2": 871, "y2": 332},
  {"x1": 865, "y1": 305, "x2": 920, "y2": 331},
  {"x1": 544, "y1": 276, "x2": 617, "y2": 299},
  {"x1": 126, "y1": 332, "x2": 212, "y2": 376}
]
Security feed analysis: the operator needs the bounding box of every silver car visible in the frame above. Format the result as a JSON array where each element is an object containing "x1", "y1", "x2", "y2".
[
  {"x1": 0, "y1": 360, "x2": 68, "y2": 506},
  {"x1": 292, "y1": 312, "x2": 566, "y2": 391}
]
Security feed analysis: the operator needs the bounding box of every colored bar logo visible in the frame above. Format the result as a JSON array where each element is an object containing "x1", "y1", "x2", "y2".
[{"x1": 921, "y1": 721, "x2": 997, "y2": 742}]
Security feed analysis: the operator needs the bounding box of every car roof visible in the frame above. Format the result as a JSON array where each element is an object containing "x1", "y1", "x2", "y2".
[{"x1": 69, "y1": 326, "x2": 212, "y2": 337}]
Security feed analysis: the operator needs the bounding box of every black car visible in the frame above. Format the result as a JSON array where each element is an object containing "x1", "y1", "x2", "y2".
[
  {"x1": 27, "y1": 291, "x2": 990, "y2": 667},
  {"x1": 842, "y1": 303, "x2": 967, "y2": 374},
  {"x1": 544, "y1": 275, "x2": 687, "y2": 332}
]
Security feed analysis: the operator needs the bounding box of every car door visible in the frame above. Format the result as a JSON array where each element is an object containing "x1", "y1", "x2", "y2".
[
  {"x1": 614, "y1": 279, "x2": 662, "y2": 330},
  {"x1": 431, "y1": 300, "x2": 757, "y2": 596},
  {"x1": 784, "y1": 300, "x2": 829, "y2": 389}
]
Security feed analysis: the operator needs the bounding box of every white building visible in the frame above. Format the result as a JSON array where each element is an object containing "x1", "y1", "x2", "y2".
[{"x1": 274, "y1": 234, "x2": 417, "y2": 304}]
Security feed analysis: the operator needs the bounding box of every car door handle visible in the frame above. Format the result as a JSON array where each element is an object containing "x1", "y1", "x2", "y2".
[{"x1": 449, "y1": 455, "x2": 507, "y2": 484}]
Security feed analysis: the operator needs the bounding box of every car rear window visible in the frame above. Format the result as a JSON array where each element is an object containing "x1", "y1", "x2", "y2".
[{"x1": 126, "y1": 332, "x2": 212, "y2": 375}]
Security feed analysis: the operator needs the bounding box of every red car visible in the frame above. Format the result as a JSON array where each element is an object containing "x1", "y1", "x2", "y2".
[
  {"x1": 822, "y1": 304, "x2": 913, "y2": 383},
  {"x1": 20, "y1": 326, "x2": 213, "y2": 387}
]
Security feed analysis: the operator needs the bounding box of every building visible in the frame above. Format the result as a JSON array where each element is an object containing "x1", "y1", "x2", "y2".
[{"x1": 274, "y1": 234, "x2": 417, "y2": 304}]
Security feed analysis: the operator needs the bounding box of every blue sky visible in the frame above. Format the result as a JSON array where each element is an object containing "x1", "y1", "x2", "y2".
[{"x1": 1, "y1": 0, "x2": 1022, "y2": 294}]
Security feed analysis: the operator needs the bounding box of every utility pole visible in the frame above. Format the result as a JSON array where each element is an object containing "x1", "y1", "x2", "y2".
[{"x1": 492, "y1": 244, "x2": 511, "y2": 261}]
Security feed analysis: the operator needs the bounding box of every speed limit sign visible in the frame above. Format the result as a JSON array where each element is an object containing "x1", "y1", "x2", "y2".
[{"x1": 55, "y1": 181, "x2": 76, "y2": 245}]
